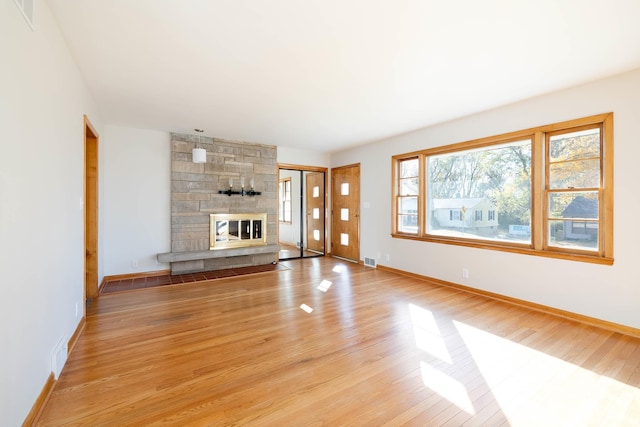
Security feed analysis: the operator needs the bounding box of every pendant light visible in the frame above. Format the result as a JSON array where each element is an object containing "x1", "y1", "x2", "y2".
[{"x1": 192, "y1": 129, "x2": 206, "y2": 163}]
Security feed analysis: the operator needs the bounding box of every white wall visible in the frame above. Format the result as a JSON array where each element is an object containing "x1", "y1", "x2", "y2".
[
  {"x1": 278, "y1": 146, "x2": 330, "y2": 167},
  {"x1": 0, "y1": 2, "x2": 102, "y2": 425},
  {"x1": 331, "y1": 68, "x2": 640, "y2": 330},
  {"x1": 103, "y1": 125, "x2": 171, "y2": 276}
]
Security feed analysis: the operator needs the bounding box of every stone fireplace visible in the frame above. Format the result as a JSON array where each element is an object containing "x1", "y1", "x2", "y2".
[{"x1": 157, "y1": 133, "x2": 278, "y2": 274}]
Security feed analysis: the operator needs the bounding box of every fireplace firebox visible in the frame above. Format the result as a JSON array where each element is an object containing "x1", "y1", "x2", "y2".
[{"x1": 210, "y1": 213, "x2": 267, "y2": 250}]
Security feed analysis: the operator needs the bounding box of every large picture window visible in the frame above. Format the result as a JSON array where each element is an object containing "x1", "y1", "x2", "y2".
[
  {"x1": 392, "y1": 113, "x2": 613, "y2": 264},
  {"x1": 426, "y1": 137, "x2": 532, "y2": 244}
]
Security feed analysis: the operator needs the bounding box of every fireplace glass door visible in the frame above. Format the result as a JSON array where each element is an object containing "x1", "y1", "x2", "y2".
[{"x1": 210, "y1": 213, "x2": 266, "y2": 250}]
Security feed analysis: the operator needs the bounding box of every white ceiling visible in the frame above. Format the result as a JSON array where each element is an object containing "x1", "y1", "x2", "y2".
[{"x1": 48, "y1": 0, "x2": 640, "y2": 153}]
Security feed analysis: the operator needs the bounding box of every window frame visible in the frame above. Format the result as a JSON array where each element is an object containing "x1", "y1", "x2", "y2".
[
  {"x1": 395, "y1": 156, "x2": 421, "y2": 234},
  {"x1": 543, "y1": 123, "x2": 604, "y2": 257},
  {"x1": 278, "y1": 177, "x2": 292, "y2": 224},
  {"x1": 391, "y1": 113, "x2": 613, "y2": 265}
]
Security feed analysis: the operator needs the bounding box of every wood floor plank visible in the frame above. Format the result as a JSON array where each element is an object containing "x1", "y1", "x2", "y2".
[{"x1": 35, "y1": 257, "x2": 640, "y2": 426}]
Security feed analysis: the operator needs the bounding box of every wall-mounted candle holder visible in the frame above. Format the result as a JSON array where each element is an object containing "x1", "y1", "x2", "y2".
[{"x1": 218, "y1": 177, "x2": 261, "y2": 197}]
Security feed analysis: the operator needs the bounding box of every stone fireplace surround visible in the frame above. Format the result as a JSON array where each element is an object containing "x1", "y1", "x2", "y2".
[{"x1": 157, "y1": 133, "x2": 278, "y2": 274}]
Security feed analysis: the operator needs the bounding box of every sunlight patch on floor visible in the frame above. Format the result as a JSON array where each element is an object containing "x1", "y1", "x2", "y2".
[
  {"x1": 409, "y1": 303, "x2": 452, "y2": 364},
  {"x1": 300, "y1": 304, "x2": 313, "y2": 313},
  {"x1": 332, "y1": 265, "x2": 345, "y2": 273},
  {"x1": 453, "y1": 320, "x2": 640, "y2": 425},
  {"x1": 317, "y1": 280, "x2": 332, "y2": 292},
  {"x1": 410, "y1": 303, "x2": 473, "y2": 414},
  {"x1": 420, "y1": 362, "x2": 475, "y2": 415}
]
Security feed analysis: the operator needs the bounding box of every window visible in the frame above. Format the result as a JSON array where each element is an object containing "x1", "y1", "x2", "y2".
[
  {"x1": 546, "y1": 126, "x2": 602, "y2": 252},
  {"x1": 392, "y1": 113, "x2": 613, "y2": 264},
  {"x1": 395, "y1": 157, "x2": 419, "y2": 233},
  {"x1": 278, "y1": 178, "x2": 291, "y2": 223}
]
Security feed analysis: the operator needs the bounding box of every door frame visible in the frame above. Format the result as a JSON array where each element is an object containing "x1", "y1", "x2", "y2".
[
  {"x1": 277, "y1": 163, "x2": 328, "y2": 260},
  {"x1": 84, "y1": 115, "x2": 99, "y2": 300}
]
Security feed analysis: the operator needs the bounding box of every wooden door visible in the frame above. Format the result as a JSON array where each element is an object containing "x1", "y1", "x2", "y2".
[
  {"x1": 331, "y1": 164, "x2": 360, "y2": 262},
  {"x1": 305, "y1": 172, "x2": 325, "y2": 253},
  {"x1": 84, "y1": 115, "x2": 99, "y2": 300}
]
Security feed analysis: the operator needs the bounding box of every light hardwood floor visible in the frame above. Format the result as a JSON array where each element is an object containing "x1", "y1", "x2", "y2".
[
  {"x1": 278, "y1": 242, "x2": 323, "y2": 259},
  {"x1": 36, "y1": 257, "x2": 640, "y2": 426}
]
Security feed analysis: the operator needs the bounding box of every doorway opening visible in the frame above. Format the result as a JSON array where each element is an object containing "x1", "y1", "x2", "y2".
[{"x1": 278, "y1": 165, "x2": 327, "y2": 260}]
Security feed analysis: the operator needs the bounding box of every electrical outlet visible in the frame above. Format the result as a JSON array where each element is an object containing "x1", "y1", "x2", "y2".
[
  {"x1": 385, "y1": 254, "x2": 391, "y2": 262},
  {"x1": 75, "y1": 302, "x2": 79, "y2": 318},
  {"x1": 132, "y1": 260, "x2": 139, "y2": 268},
  {"x1": 462, "y1": 268, "x2": 469, "y2": 279}
]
